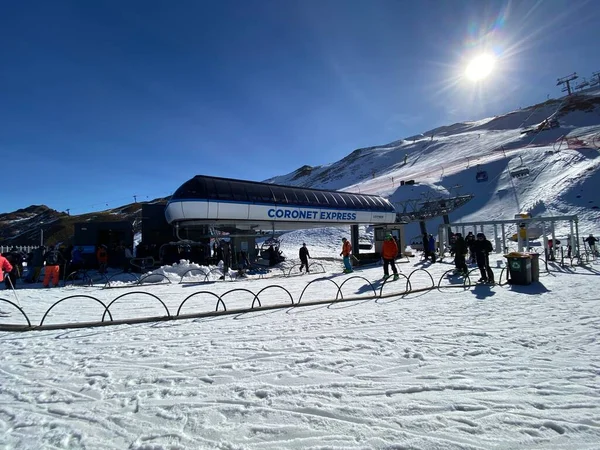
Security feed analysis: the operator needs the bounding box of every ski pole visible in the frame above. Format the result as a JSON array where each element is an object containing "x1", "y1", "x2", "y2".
[{"x1": 6, "y1": 273, "x2": 22, "y2": 307}]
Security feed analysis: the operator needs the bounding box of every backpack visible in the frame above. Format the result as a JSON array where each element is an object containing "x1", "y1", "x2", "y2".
[{"x1": 46, "y1": 251, "x2": 59, "y2": 265}]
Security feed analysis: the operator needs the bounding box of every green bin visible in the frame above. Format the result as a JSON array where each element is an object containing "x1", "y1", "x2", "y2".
[{"x1": 504, "y1": 253, "x2": 532, "y2": 285}]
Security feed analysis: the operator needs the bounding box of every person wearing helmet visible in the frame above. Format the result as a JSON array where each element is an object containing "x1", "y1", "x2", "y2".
[
  {"x1": 381, "y1": 233, "x2": 399, "y2": 281},
  {"x1": 340, "y1": 238, "x2": 353, "y2": 274}
]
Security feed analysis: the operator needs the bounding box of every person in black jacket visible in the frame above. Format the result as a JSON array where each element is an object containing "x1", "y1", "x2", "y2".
[
  {"x1": 465, "y1": 232, "x2": 476, "y2": 264},
  {"x1": 473, "y1": 233, "x2": 494, "y2": 283},
  {"x1": 453, "y1": 233, "x2": 469, "y2": 276},
  {"x1": 584, "y1": 234, "x2": 598, "y2": 255},
  {"x1": 299, "y1": 243, "x2": 310, "y2": 273}
]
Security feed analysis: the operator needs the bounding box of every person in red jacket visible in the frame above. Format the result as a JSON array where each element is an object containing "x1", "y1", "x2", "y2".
[
  {"x1": 381, "y1": 233, "x2": 399, "y2": 280},
  {"x1": 0, "y1": 253, "x2": 14, "y2": 286}
]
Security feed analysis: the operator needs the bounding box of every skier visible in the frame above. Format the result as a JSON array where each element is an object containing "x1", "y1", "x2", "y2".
[
  {"x1": 428, "y1": 234, "x2": 437, "y2": 263},
  {"x1": 219, "y1": 240, "x2": 231, "y2": 279},
  {"x1": 381, "y1": 233, "x2": 399, "y2": 280},
  {"x1": 4, "y1": 247, "x2": 22, "y2": 289},
  {"x1": 473, "y1": 233, "x2": 494, "y2": 284},
  {"x1": 0, "y1": 252, "x2": 13, "y2": 288},
  {"x1": 453, "y1": 233, "x2": 469, "y2": 276},
  {"x1": 584, "y1": 234, "x2": 598, "y2": 255},
  {"x1": 25, "y1": 246, "x2": 45, "y2": 283},
  {"x1": 96, "y1": 245, "x2": 108, "y2": 274},
  {"x1": 340, "y1": 237, "x2": 353, "y2": 273},
  {"x1": 299, "y1": 243, "x2": 310, "y2": 273},
  {"x1": 465, "y1": 232, "x2": 476, "y2": 264},
  {"x1": 43, "y1": 245, "x2": 63, "y2": 288}
]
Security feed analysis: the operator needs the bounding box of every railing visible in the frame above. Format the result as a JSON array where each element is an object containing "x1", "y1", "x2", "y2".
[{"x1": 0, "y1": 265, "x2": 520, "y2": 333}]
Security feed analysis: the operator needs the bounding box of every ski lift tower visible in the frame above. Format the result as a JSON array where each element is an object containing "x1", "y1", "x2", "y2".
[
  {"x1": 393, "y1": 185, "x2": 474, "y2": 240},
  {"x1": 556, "y1": 73, "x2": 578, "y2": 96}
]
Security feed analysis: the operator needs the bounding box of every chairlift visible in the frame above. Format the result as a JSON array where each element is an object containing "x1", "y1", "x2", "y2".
[
  {"x1": 509, "y1": 156, "x2": 530, "y2": 178},
  {"x1": 475, "y1": 165, "x2": 488, "y2": 182}
]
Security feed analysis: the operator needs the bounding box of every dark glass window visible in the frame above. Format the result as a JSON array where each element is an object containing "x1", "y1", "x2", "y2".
[
  {"x1": 271, "y1": 187, "x2": 288, "y2": 204},
  {"x1": 231, "y1": 181, "x2": 249, "y2": 202},
  {"x1": 314, "y1": 192, "x2": 328, "y2": 204},
  {"x1": 323, "y1": 192, "x2": 337, "y2": 205},
  {"x1": 283, "y1": 188, "x2": 299, "y2": 205},
  {"x1": 204, "y1": 178, "x2": 219, "y2": 200},
  {"x1": 294, "y1": 190, "x2": 311, "y2": 206},
  {"x1": 251, "y1": 185, "x2": 274, "y2": 203},
  {"x1": 214, "y1": 179, "x2": 234, "y2": 201},
  {"x1": 342, "y1": 193, "x2": 355, "y2": 207},
  {"x1": 332, "y1": 193, "x2": 346, "y2": 207}
]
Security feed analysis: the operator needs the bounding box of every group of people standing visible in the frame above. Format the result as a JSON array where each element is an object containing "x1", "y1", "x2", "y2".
[{"x1": 451, "y1": 232, "x2": 495, "y2": 284}]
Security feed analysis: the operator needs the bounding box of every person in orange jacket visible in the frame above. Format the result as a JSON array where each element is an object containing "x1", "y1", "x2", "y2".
[
  {"x1": 1, "y1": 253, "x2": 14, "y2": 286},
  {"x1": 96, "y1": 245, "x2": 108, "y2": 274},
  {"x1": 340, "y1": 237, "x2": 353, "y2": 273},
  {"x1": 381, "y1": 233, "x2": 399, "y2": 280}
]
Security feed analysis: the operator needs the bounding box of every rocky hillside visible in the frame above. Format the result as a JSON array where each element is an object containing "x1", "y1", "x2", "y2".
[{"x1": 0, "y1": 199, "x2": 167, "y2": 247}]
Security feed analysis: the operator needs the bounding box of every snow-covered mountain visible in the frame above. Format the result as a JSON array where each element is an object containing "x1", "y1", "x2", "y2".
[
  {"x1": 2, "y1": 91, "x2": 599, "y2": 247},
  {"x1": 266, "y1": 90, "x2": 600, "y2": 238}
]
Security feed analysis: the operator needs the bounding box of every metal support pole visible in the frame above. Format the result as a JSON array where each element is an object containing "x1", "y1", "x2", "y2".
[
  {"x1": 542, "y1": 222, "x2": 549, "y2": 271},
  {"x1": 574, "y1": 219, "x2": 580, "y2": 257},
  {"x1": 494, "y1": 224, "x2": 501, "y2": 253},
  {"x1": 570, "y1": 220, "x2": 575, "y2": 258},
  {"x1": 501, "y1": 224, "x2": 506, "y2": 253},
  {"x1": 40, "y1": 229, "x2": 44, "y2": 247}
]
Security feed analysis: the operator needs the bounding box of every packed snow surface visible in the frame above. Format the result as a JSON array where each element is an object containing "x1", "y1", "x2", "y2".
[{"x1": 1, "y1": 230, "x2": 599, "y2": 449}]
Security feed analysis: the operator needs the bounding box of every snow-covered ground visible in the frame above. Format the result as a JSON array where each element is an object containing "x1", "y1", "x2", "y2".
[{"x1": 1, "y1": 229, "x2": 600, "y2": 449}]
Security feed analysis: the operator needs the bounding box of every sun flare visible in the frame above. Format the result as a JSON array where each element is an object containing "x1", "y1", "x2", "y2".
[{"x1": 465, "y1": 54, "x2": 496, "y2": 81}]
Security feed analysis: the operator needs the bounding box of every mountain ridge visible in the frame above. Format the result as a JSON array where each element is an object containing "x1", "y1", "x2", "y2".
[{"x1": 2, "y1": 91, "x2": 599, "y2": 246}]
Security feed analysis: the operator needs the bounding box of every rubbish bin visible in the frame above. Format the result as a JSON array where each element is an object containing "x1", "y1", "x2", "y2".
[
  {"x1": 528, "y1": 252, "x2": 540, "y2": 282},
  {"x1": 504, "y1": 253, "x2": 532, "y2": 285}
]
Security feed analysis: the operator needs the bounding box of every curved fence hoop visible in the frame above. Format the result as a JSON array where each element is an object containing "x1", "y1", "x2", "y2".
[
  {"x1": 65, "y1": 270, "x2": 92, "y2": 287},
  {"x1": 104, "y1": 271, "x2": 140, "y2": 289},
  {"x1": 379, "y1": 273, "x2": 411, "y2": 298},
  {"x1": 308, "y1": 262, "x2": 325, "y2": 274},
  {"x1": 207, "y1": 267, "x2": 234, "y2": 281},
  {"x1": 437, "y1": 269, "x2": 469, "y2": 291},
  {"x1": 138, "y1": 273, "x2": 172, "y2": 286},
  {"x1": 406, "y1": 268, "x2": 435, "y2": 290},
  {"x1": 298, "y1": 278, "x2": 341, "y2": 305},
  {"x1": 0, "y1": 297, "x2": 32, "y2": 327},
  {"x1": 177, "y1": 291, "x2": 226, "y2": 316},
  {"x1": 87, "y1": 272, "x2": 110, "y2": 286},
  {"x1": 286, "y1": 263, "x2": 305, "y2": 277},
  {"x1": 219, "y1": 288, "x2": 261, "y2": 309},
  {"x1": 179, "y1": 267, "x2": 210, "y2": 284},
  {"x1": 254, "y1": 285, "x2": 295, "y2": 306},
  {"x1": 337, "y1": 275, "x2": 377, "y2": 300},
  {"x1": 40, "y1": 295, "x2": 113, "y2": 327},
  {"x1": 101, "y1": 291, "x2": 170, "y2": 322}
]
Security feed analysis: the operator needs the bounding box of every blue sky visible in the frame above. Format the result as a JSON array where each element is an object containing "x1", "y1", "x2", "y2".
[{"x1": 1, "y1": 0, "x2": 598, "y2": 214}]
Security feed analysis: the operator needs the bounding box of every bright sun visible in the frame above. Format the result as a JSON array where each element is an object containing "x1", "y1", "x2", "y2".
[{"x1": 465, "y1": 54, "x2": 496, "y2": 81}]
